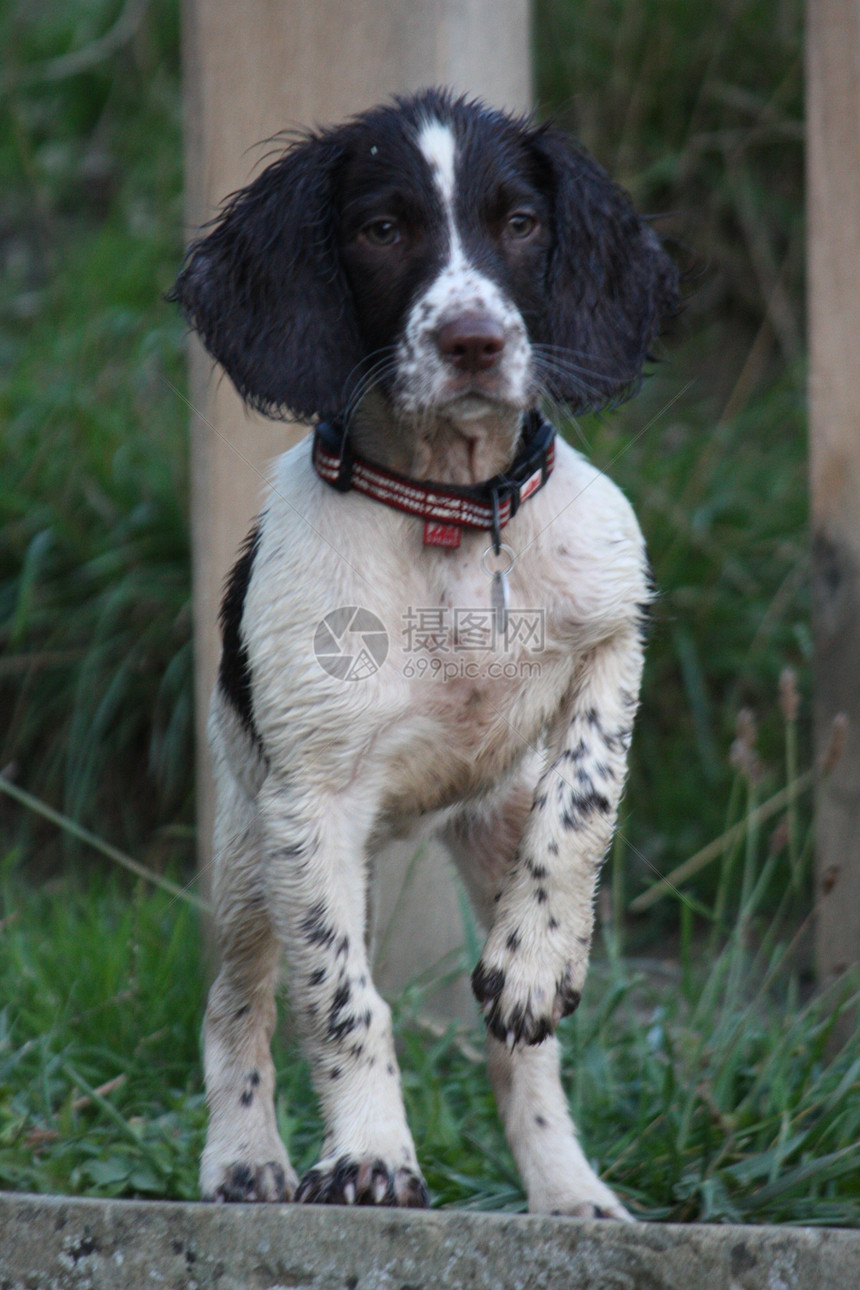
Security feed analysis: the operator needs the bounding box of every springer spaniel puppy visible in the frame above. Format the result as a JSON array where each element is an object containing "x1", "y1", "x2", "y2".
[{"x1": 172, "y1": 88, "x2": 677, "y2": 1217}]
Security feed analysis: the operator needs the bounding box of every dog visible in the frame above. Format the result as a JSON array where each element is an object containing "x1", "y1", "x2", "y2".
[{"x1": 171, "y1": 88, "x2": 678, "y2": 1217}]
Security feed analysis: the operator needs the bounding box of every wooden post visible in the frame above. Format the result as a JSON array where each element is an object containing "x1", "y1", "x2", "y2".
[
  {"x1": 807, "y1": 0, "x2": 860, "y2": 989},
  {"x1": 181, "y1": 0, "x2": 531, "y2": 1012}
]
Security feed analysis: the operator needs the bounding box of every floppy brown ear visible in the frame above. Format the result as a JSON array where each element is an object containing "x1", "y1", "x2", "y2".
[
  {"x1": 530, "y1": 127, "x2": 679, "y2": 412},
  {"x1": 170, "y1": 134, "x2": 364, "y2": 422}
]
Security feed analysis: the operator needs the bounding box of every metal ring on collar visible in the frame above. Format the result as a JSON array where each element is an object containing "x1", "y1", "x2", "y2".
[{"x1": 481, "y1": 543, "x2": 516, "y2": 577}]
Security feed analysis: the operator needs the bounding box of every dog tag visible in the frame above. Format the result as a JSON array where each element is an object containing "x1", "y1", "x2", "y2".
[
  {"x1": 491, "y1": 568, "x2": 509, "y2": 636},
  {"x1": 482, "y1": 542, "x2": 516, "y2": 641}
]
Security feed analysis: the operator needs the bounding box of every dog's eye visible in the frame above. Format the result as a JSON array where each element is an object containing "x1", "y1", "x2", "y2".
[
  {"x1": 361, "y1": 218, "x2": 401, "y2": 247},
  {"x1": 505, "y1": 211, "x2": 539, "y2": 240}
]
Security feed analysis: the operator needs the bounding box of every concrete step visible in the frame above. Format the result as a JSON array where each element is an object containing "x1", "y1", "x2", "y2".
[{"x1": 1, "y1": 1192, "x2": 858, "y2": 1290}]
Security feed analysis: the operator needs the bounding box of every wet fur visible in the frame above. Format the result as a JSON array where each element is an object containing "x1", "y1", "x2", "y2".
[{"x1": 172, "y1": 88, "x2": 677, "y2": 1215}]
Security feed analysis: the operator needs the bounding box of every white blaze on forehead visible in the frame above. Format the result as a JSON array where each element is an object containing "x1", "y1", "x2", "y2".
[
  {"x1": 417, "y1": 119, "x2": 458, "y2": 211},
  {"x1": 396, "y1": 114, "x2": 533, "y2": 417}
]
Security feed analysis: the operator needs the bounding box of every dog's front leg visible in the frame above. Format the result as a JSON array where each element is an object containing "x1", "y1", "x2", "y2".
[
  {"x1": 257, "y1": 776, "x2": 428, "y2": 1207},
  {"x1": 473, "y1": 623, "x2": 643, "y2": 1046},
  {"x1": 200, "y1": 727, "x2": 297, "y2": 1204},
  {"x1": 487, "y1": 1034, "x2": 631, "y2": 1218}
]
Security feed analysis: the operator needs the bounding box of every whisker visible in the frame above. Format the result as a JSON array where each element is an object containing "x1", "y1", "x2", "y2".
[
  {"x1": 343, "y1": 350, "x2": 400, "y2": 424},
  {"x1": 531, "y1": 378, "x2": 592, "y2": 451},
  {"x1": 531, "y1": 345, "x2": 617, "y2": 387},
  {"x1": 531, "y1": 354, "x2": 606, "y2": 407}
]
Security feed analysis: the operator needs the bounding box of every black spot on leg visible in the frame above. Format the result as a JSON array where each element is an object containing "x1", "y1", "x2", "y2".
[
  {"x1": 232, "y1": 1004, "x2": 250, "y2": 1021},
  {"x1": 548, "y1": 917, "x2": 559, "y2": 931},
  {"x1": 330, "y1": 1066, "x2": 341, "y2": 1080},
  {"x1": 328, "y1": 976, "x2": 363, "y2": 1042},
  {"x1": 506, "y1": 930, "x2": 520, "y2": 952},
  {"x1": 331, "y1": 981, "x2": 352, "y2": 1014},
  {"x1": 557, "y1": 980, "x2": 582, "y2": 1019},
  {"x1": 602, "y1": 725, "x2": 632, "y2": 755},
  {"x1": 239, "y1": 1068, "x2": 260, "y2": 1106},
  {"x1": 386, "y1": 1063, "x2": 395, "y2": 1076},
  {"x1": 300, "y1": 901, "x2": 337, "y2": 949},
  {"x1": 535, "y1": 1114, "x2": 547, "y2": 1128},
  {"x1": 328, "y1": 1013, "x2": 360, "y2": 1041},
  {"x1": 472, "y1": 962, "x2": 506, "y2": 1003},
  {"x1": 547, "y1": 840, "x2": 559, "y2": 856},
  {"x1": 562, "y1": 788, "x2": 612, "y2": 830},
  {"x1": 308, "y1": 967, "x2": 327, "y2": 987},
  {"x1": 535, "y1": 887, "x2": 548, "y2": 904},
  {"x1": 520, "y1": 861, "x2": 549, "y2": 882},
  {"x1": 528, "y1": 1015, "x2": 553, "y2": 1044}
]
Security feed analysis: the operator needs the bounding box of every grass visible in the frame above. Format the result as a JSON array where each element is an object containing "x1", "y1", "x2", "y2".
[
  {"x1": 0, "y1": 0, "x2": 192, "y2": 865},
  {"x1": 1, "y1": 716, "x2": 858, "y2": 1224},
  {"x1": 535, "y1": 0, "x2": 809, "y2": 901}
]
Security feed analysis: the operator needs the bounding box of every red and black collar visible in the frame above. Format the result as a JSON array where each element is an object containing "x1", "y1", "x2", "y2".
[{"x1": 312, "y1": 410, "x2": 556, "y2": 548}]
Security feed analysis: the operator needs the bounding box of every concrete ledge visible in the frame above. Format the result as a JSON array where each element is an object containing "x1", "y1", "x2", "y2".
[{"x1": 1, "y1": 1193, "x2": 859, "y2": 1290}]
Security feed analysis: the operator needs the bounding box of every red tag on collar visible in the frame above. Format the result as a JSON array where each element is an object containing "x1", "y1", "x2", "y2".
[
  {"x1": 519, "y1": 466, "x2": 544, "y2": 503},
  {"x1": 423, "y1": 520, "x2": 462, "y2": 547}
]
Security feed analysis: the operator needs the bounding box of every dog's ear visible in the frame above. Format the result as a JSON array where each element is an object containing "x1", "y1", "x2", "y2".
[
  {"x1": 530, "y1": 127, "x2": 679, "y2": 412},
  {"x1": 170, "y1": 134, "x2": 363, "y2": 421}
]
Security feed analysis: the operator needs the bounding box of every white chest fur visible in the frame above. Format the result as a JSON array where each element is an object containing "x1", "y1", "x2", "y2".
[{"x1": 242, "y1": 435, "x2": 648, "y2": 826}]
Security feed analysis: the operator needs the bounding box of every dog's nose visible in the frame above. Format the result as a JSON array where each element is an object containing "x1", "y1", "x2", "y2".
[{"x1": 437, "y1": 315, "x2": 506, "y2": 371}]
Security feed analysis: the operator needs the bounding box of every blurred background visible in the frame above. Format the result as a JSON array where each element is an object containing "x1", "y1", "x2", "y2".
[{"x1": 0, "y1": 0, "x2": 807, "y2": 890}]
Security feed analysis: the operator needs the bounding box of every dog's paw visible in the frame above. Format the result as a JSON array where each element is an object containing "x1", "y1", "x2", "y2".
[
  {"x1": 572, "y1": 1197, "x2": 631, "y2": 1217},
  {"x1": 525, "y1": 1155, "x2": 633, "y2": 1220},
  {"x1": 472, "y1": 941, "x2": 584, "y2": 1046},
  {"x1": 295, "y1": 1155, "x2": 429, "y2": 1208},
  {"x1": 561, "y1": 1196, "x2": 634, "y2": 1221},
  {"x1": 201, "y1": 1157, "x2": 298, "y2": 1203},
  {"x1": 544, "y1": 1172, "x2": 634, "y2": 1221}
]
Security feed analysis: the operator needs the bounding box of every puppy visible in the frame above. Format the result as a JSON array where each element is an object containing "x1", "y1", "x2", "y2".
[{"x1": 172, "y1": 88, "x2": 677, "y2": 1216}]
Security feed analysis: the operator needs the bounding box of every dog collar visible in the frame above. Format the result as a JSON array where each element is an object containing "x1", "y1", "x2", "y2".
[{"x1": 312, "y1": 410, "x2": 556, "y2": 548}]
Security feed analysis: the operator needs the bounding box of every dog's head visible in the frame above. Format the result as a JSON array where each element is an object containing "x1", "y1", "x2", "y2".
[{"x1": 171, "y1": 89, "x2": 678, "y2": 427}]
